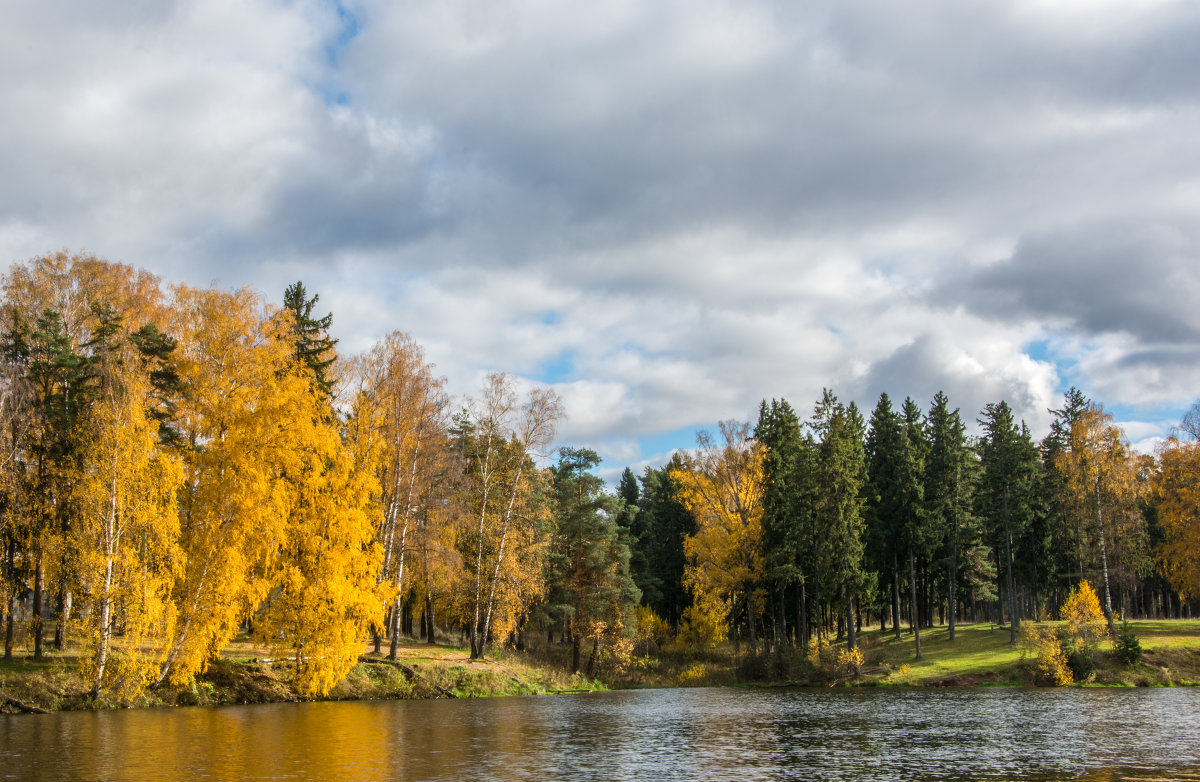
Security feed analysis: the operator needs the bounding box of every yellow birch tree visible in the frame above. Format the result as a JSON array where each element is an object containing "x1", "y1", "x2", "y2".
[
  {"x1": 1056, "y1": 405, "x2": 1144, "y2": 632},
  {"x1": 672, "y1": 420, "x2": 766, "y2": 647},
  {"x1": 457, "y1": 373, "x2": 561, "y2": 659},
  {"x1": 1155, "y1": 438, "x2": 1200, "y2": 600},
  {"x1": 74, "y1": 328, "x2": 183, "y2": 700},
  {"x1": 348, "y1": 332, "x2": 450, "y2": 658},
  {"x1": 156, "y1": 286, "x2": 302, "y2": 685}
]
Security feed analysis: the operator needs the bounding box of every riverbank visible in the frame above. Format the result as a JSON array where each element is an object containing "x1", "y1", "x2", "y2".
[
  {"x1": 608, "y1": 620, "x2": 1200, "y2": 690},
  {"x1": 3, "y1": 620, "x2": 1199, "y2": 714},
  {"x1": 0, "y1": 639, "x2": 606, "y2": 714},
  {"x1": 847, "y1": 619, "x2": 1200, "y2": 687}
]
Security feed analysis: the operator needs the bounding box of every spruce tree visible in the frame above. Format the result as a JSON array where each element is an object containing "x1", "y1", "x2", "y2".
[
  {"x1": 924, "y1": 391, "x2": 974, "y2": 641},
  {"x1": 978, "y1": 401, "x2": 1040, "y2": 644},
  {"x1": 550, "y1": 448, "x2": 640, "y2": 674},
  {"x1": 634, "y1": 457, "x2": 695, "y2": 626},
  {"x1": 812, "y1": 391, "x2": 867, "y2": 652},
  {"x1": 755, "y1": 398, "x2": 809, "y2": 646},
  {"x1": 282, "y1": 282, "x2": 338, "y2": 401}
]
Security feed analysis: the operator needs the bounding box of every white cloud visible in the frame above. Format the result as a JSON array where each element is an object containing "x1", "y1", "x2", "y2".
[{"x1": 2, "y1": 0, "x2": 1197, "y2": 472}]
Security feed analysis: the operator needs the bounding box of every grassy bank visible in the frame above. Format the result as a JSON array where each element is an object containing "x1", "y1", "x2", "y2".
[
  {"x1": 4, "y1": 620, "x2": 1198, "y2": 713},
  {"x1": 856, "y1": 619, "x2": 1200, "y2": 687},
  {"x1": 0, "y1": 638, "x2": 605, "y2": 714},
  {"x1": 609, "y1": 619, "x2": 1200, "y2": 689}
]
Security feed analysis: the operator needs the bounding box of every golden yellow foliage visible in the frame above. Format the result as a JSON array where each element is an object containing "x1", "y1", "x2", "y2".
[
  {"x1": 1155, "y1": 439, "x2": 1200, "y2": 600},
  {"x1": 1056, "y1": 406, "x2": 1143, "y2": 624},
  {"x1": 1060, "y1": 579, "x2": 1106, "y2": 651},
  {"x1": 676, "y1": 594, "x2": 727, "y2": 649},
  {"x1": 806, "y1": 637, "x2": 832, "y2": 667},
  {"x1": 346, "y1": 332, "x2": 453, "y2": 654},
  {"x1": 156, "y1": 287, "x2": 297, "y2": 685},
  {"x1": 672, "y1": 420, "x2": 766, "y2": 642},
  {"x1": 1021, "y1": 621, "x2": 1073, "y2": 686},
  {"x1": 74, "y1": 337, "x2": 183, "y2": 700},
  {"x1": 151, "y1": 288, "x2": 388, "y2": 695},
  {"x1": 634, "y1": 605, "x2": 672, "y2": 653},
  {"x1": 836, "y1": 646, "x2": 864, "y2": 674}
]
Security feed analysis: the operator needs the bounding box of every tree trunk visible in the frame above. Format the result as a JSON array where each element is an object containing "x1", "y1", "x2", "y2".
[
  {"x1": 846, "y1": 593, "x2": 857, "y2": 652},
  {"x1": 1095, "y1": 476, "x2": 1116, "y2": 634},
  {"x1": 947, "y1": 559, "x2": 957, "y2": 642},
  {"x1": 891, "y1": 552, "x2": 902, "y2": 641},
  {"x1": 909, "y1": 549, "x2": 922, "y2": 660},
  {"x1": 586, "y1": 638, "x2": 598, "y2": 678},
  {"x1": 797, "y1": 580, "x2": 808, "y2": 648},
  {"x1": 54, "y1": 589, "x2": 71, "y2": 651},
  {"x1": 387, "y1": 592, "x2": 402, "y2": 661},
  {"x1": 1003, "y1": 485, "x2": 1019, "y2": 645},
  {"x1": 571, "y1": 633, "x2": 581, "y2": 674},
  {"x1": 33, "y1": 558, "x2": 44, "y2": 660},
  {"x1": 4, "y1": 540, "x2": 15, "y2": 660},
  {"x1": 813, "y1": 578, "x2": 822, "y2": 643},
  {"x1": 777, "y1": 583, "x2": 788, "y2": 648},
  {"x1": 745, "y1": 592, "x2": 757, "y2": 648}
]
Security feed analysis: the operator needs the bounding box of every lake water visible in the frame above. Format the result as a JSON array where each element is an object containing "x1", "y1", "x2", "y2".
[{"x1": 3, "y1": 687, "x2": 1200, "y2": 781}]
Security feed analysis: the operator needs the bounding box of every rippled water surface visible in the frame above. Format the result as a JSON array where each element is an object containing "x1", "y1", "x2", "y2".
[{"x1": 4, "y1": 687, "x2": 1200, "y2": 781}]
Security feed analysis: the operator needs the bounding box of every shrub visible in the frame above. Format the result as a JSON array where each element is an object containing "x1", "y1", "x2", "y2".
[
  {"x1": 1021, "y1": 621, "x2": 1073, "y2": 686},
  {"x1": 836, "y1": 647, "x2": 864, "y2": 675},
  {"x1": 676, "y1": 598, "x2": 726, "y2": 651},
  {"x1": 1114, "y1": 620, "x2": 1143, "y2": 666},
  {"x1": 634, "y1": 606, "x2": 673, "y2": 655},
  {"x1": 806, "y1": 637, "x2": 832, "y2": 667},
  {"x1": 678, "y1": 665, "x2": 708, "y2": 686},
  {"x1": 1066, "y1": 649, "x2": 1096, "y2": 681}
]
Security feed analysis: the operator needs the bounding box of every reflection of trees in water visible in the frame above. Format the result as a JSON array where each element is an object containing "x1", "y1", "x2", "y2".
[{"x1": 6, "y1": 689, "x2": 1200, "y2": 780}]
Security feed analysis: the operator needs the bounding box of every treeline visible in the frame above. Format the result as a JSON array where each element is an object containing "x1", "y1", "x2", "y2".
[
  {"x1": 630, "y1": 389, "x2": 1200, "y2": 660},
  {"x1": 0, "y1": 252, "x2": 641, "y2": 699},
  {"x1": 3, "y1": 252, "x2": 1198, "y2": 701}
]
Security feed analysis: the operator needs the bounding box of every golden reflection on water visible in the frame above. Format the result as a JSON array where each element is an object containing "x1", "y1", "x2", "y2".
[{"x1": 3, "y1": 689, "x2": 1200, "y2": 781}]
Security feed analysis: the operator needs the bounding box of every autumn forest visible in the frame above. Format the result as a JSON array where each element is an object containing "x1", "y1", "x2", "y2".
[{"x1": 1, "y1": 252, "x2": 1198, "y2": 702}]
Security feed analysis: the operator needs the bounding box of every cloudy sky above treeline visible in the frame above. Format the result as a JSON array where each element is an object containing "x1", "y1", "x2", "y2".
[{"x1": 2, "y1": 0, "x2": 1197, "y2": 478}]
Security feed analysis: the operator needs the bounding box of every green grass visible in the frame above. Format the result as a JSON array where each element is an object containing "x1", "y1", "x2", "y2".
[
  {"x1": 860, "y1": 619, "x2": 1200, "y2": 687},
  {"x1": 866, "y1": 623, "x2": 1027, "y2": 684},
  {"x1": 625, "y1": 619, "x2": 1200, "y2": 689}
]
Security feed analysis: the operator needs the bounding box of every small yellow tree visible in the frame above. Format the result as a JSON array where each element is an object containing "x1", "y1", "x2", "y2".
[
  {"x1": 1060, "y1": 579, "x2": 1106, "y2": 652},
  {"x1": 1020, "y1": 621, "x2": 1073, "y2": 686}
]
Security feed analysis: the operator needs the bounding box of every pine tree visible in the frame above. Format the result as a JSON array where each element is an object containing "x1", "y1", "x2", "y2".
[
  {"x1": 812, "y1": 392, "x2": 867, "y2": 653},
  {"x1": 282, "y1": 282, "x2": 338, "y2": 401},
  {"x1": 866, "y1": 393, "x2": 925, "y2": 655},
  {"x1": 633, "y1": 457, "x2": 695, "y2": 626},
  {"x1": 924, "y1": 391, "x2": 974, "y2": 641},
  {"x1": 978, "y1": 401, "x2": 1040, "y2": 644},
  {"x1": 549, "y1": 448, "x2": 640, "y2": 674},
  {"x1": 1043, "y1": 387, "x2": 1091, "y2": 588},
  {"x1": 755, "y1": 398, "x2": 810, "y2": 647},
  {"x1": 866, "y1": 393, "x2": 902, "y2": 640}
]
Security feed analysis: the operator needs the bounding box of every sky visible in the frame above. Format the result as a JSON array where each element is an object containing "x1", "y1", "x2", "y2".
[{"x1": 2, "y1": 0, "x2": 1198, "y2": 482}]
